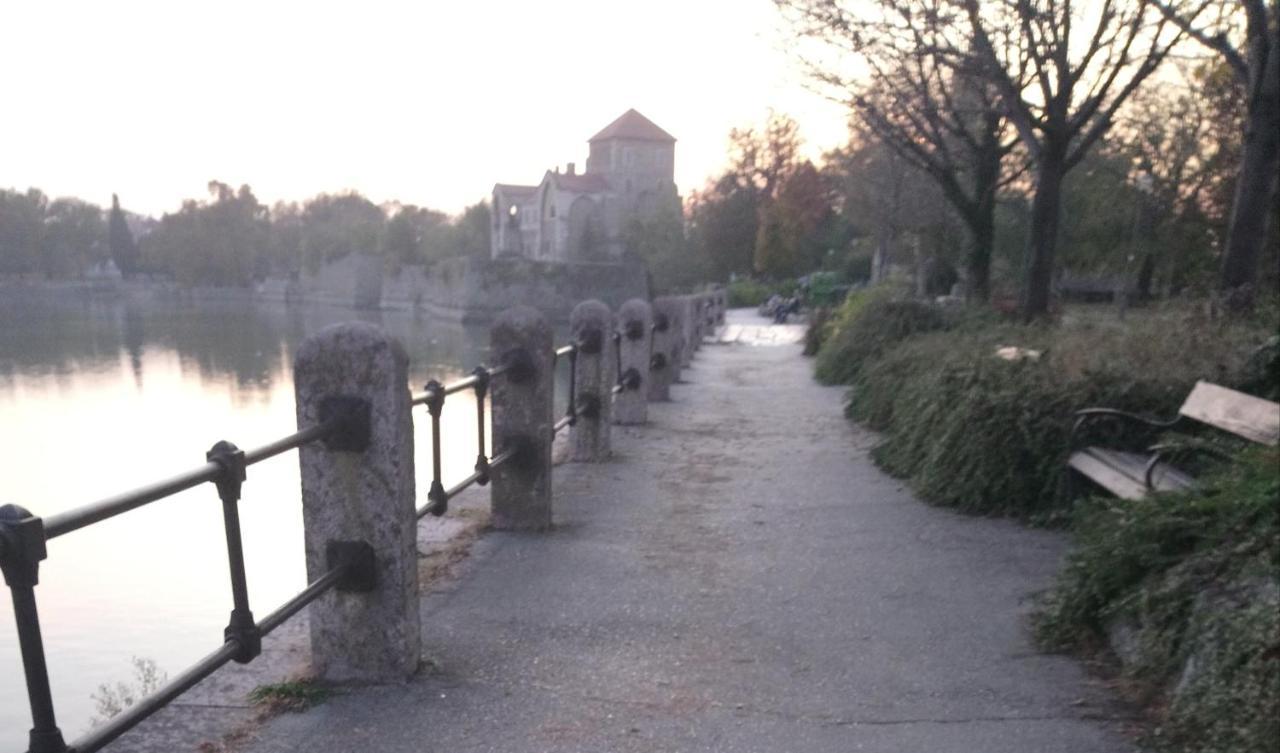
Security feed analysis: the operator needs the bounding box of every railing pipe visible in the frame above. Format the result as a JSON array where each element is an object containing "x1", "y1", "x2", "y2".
[{"x1": 45, "y1": 422, "x2": 335, "y2": 541}]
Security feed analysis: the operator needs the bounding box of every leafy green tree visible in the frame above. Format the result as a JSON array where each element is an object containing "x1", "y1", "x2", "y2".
[
  {"x1": 42, "y1": 198, "x2": 105, "y2": 278},
  {"x1": 0, "y1": 188, "x2": 47, "y2": 275},
  {"x1": 443, "y1": 201, "x2": 492, "y2": 260},
  {"x1": 624, "y1": 203, "x2": 699, "y2": 293},
  {"x1": 108, "y1": 193, "x2": 140, "y2": 277},
  {"x1": 381, "y1": 204, "x2": 448, "y2": 269},
  {"x1": 299, "y1": 192, "x2": 384, "y2": 273},
  {"x1": 142, "y1": 182, "x2": 268, "y2": 286},
  {"x1": 687, "y1": 175, "x2": 759, "y2": 280}
]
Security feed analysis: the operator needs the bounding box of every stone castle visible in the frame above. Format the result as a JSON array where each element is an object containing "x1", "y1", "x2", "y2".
[{"x1": 491, "y1": 109, "x2": 680, "y2": 263}]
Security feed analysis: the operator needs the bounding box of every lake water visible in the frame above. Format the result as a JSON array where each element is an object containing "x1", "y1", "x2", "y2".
[{"x1": 0, "y1": 294, "x2": 512, "y2": 751}]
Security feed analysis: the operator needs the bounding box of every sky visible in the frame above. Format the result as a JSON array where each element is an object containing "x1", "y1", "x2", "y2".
[{"x1": 0, "y1": 0, "x2": 850, "y2": 218}]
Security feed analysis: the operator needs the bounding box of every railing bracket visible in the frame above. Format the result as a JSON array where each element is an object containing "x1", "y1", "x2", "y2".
[
  {"x1": 328, "y1": 541, "x2": 377, "y2": 592},
  {"x1": 319, "y1": 396, "x2": 372, "y2": 452}
]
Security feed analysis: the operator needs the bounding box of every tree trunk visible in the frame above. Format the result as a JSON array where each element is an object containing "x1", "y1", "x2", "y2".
[
  {"x1": 1021, "y1": 150, "x2": 1066, "y2": 321},
  {"x1": 1219, "y1": 55, "x2": 1280, "y2": 309},
  {"x1": 965, "y1": 199, "x2": 996, "y2": 303}
]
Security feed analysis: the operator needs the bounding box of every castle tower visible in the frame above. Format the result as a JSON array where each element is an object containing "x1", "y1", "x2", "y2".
[{"x1": 585, "y1": 109, "x2": 678, "y2": 222}]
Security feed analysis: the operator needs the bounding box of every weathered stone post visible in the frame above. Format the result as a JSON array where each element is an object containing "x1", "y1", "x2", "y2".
[
  {"x1": 648, "y1": 296, "x2": 680, "y2": 401},
  {"x1": 490, "y1": 306, "x2": 554, "y2": 530},
  {"x1": 613, "y1": 298, "x2": 651, "y2": 425},
  {"x1": 666, "y1": 299, "x2": 685, "y2": 384},
  {"x1": 715, "y1": 290, "x2": 726, "y2": 324},
  {"x1": 294, "y1": 322, "x2": 419, "y2": 682},
  {"x1": 692, "y1": 295, "x2": 707, "y2": 348},
  {"x1": 678, "y1": 296, "x2": 696, "y2": 368},
  {"x1": 569, "y1": 300, "x2": 613, "y2": 461}
]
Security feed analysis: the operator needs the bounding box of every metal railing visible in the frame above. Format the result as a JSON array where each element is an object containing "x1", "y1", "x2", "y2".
[
  {"x1": 0, "y1": 401, "x2": 370, "y2": 753},
  {"x1": 1, "y1": 337, "x2": 584, "y2": 753},
  {"x1": 412, "y1": 361, "x2": 514, "y2": 520}
]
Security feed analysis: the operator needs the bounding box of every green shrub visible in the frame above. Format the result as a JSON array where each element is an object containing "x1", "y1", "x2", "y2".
[
  {"x1": 843, "y1": 310, "x2": 1270, "y2": 519},
  {"x1": 813, "y1": 290, "x2": 945, "y2": 385},
  {"x1": 802, "y1": 306, "x2": 833, "y2": 356},
  {"x1": 1035, "y1": 448, "x2": 1280, "y2": 753},
  {"x1": 727, "y1": 278, "x2": 797, "y2": 308}
]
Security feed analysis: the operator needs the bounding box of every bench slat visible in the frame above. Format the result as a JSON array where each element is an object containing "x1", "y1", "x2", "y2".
[
  {"x1": 1179, "y1": 381, "x2": 1280, "y2": 446},
  {"x1": 1068, "y1": 447, "x2": 1195, "y2": 500}
]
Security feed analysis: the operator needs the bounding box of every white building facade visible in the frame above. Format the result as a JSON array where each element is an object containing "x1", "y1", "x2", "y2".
[{"x1": 491, "y1": 109, "x2": 680, "y2": 263}]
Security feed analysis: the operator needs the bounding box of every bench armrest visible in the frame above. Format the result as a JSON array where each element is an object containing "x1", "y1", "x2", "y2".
[
  {"x1": 1070, "y1": 409, "x2": 1180, "y2": 452},
  {"x1": 1143, "y1": 441, "x2": 1234, "y2": 491}
]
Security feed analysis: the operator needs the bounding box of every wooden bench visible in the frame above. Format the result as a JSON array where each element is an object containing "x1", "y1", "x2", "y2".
[{"x1": 1067, "y1": 381, "x2": 1280, "y2": 500}]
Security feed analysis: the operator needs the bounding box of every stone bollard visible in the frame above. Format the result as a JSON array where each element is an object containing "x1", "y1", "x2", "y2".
[
  {"x1": 702, "y1": 293, "x2": 717, "y2": 334},
  {"x1": 666, "y1": 299, "x2": 685, "y2": 384},
  {"x1": 613, "y1": 298, "x2": 651, "y2": 425},
  {"x1": 294, "y1": 322, "x2": 419, "y2": 682},
  {"x1": 569, "y1": 300, "x2": 614, "y2": 462},
  {"x1": 490, "y1": 306, "x2": 554, "y2": 530},
  {"x1": 678, "y1": 296, "x2": 696, "y2": 368},
  {"x1": 696, "y1": 297, "x2": 706, "y2": 350},
  {"x1": 648, "y1": 296, "x2": 680, "y2": 401}
]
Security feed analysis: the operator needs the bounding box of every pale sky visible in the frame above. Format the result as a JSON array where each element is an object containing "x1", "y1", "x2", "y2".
[{"x1": 0, "y1": 0, "x2": 850, "y2": 218}]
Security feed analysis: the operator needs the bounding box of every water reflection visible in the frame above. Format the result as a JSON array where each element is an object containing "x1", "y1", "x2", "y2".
[{"x1": 0, "y1": 293, "x2": 503, "y2": 750}]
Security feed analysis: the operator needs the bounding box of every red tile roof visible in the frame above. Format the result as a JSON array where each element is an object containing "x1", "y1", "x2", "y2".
[{"x1": 588, "y1": 109, "x2": 675, "y2": 143}]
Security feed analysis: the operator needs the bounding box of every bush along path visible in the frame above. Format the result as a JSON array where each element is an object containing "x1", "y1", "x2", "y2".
[
  {"x1": 809, "y1": 288, "x2": 1280, "y2": 752},
  {"x1": 236, "y1": 310, "x2": 1136, "y2": 753}
]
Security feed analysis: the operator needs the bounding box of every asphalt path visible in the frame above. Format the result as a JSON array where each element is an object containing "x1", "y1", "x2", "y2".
[{"x1": 240, "y1": 311, "x2": 1135, "y2": 753}]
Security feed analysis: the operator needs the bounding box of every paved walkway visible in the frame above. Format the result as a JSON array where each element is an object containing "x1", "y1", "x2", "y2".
[{"x1": 240, "y1": 311, "x2": 1134, "y2": 753}]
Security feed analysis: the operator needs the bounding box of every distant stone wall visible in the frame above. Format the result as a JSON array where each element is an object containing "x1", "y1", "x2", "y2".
[
  {"x1": 3, "y1": 255, "x2": 648, "y2": 323},
  {"x1": 408, "y1": 257, "x2": 648, "y2": 323}
]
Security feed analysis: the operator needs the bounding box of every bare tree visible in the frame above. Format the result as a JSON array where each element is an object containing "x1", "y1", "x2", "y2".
[
  {"x1": 962, "y1": 0, "x2": 1183, "y2": 319},
  {"x1": 1151, "y1": 0, "x2": 1278, "y2": 309},
  {"x1": 778, "y1": 0, "x2": 1018, "y2": 301}
]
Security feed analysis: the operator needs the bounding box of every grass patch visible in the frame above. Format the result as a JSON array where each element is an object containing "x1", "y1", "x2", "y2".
[
  {"x1": 1035, "y1": 448, "x2": 1280, "y2": 753},
  {"x1": 248, "y1": 680, "x2": 333, "y2": 714}
]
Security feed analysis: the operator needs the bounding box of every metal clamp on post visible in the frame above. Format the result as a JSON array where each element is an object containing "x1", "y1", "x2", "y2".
[
  {"x1": 319, "y1": 396, "x2": 372, "y2": 452},
  {"x1": 624, "y1": 319, "x2": 646, "y2": 341},
  {"x1": 576, "y1": 393, "x2": 602, "y2": 419},
  {"x1": 207, "y1": 441, "x2": 260, "y2": 664},
  {"x1": 501, "y1": 348, "x2": 536, "y2": 384},
  {"x1": 326, "y1": 540, "x2": 377, "y2": 592},
  {"x1": 472, "y1": 366, "x2": 492, "y2": 485},
  {"x1": 577, "y1": 327, "x2": 603, "y2": 356},
  {"x1": 619, "y1": 367, "x2": 642, "y2": 391},
  {"x1": 422, "y1": 380, "x2": 448, "y2": 517}
]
